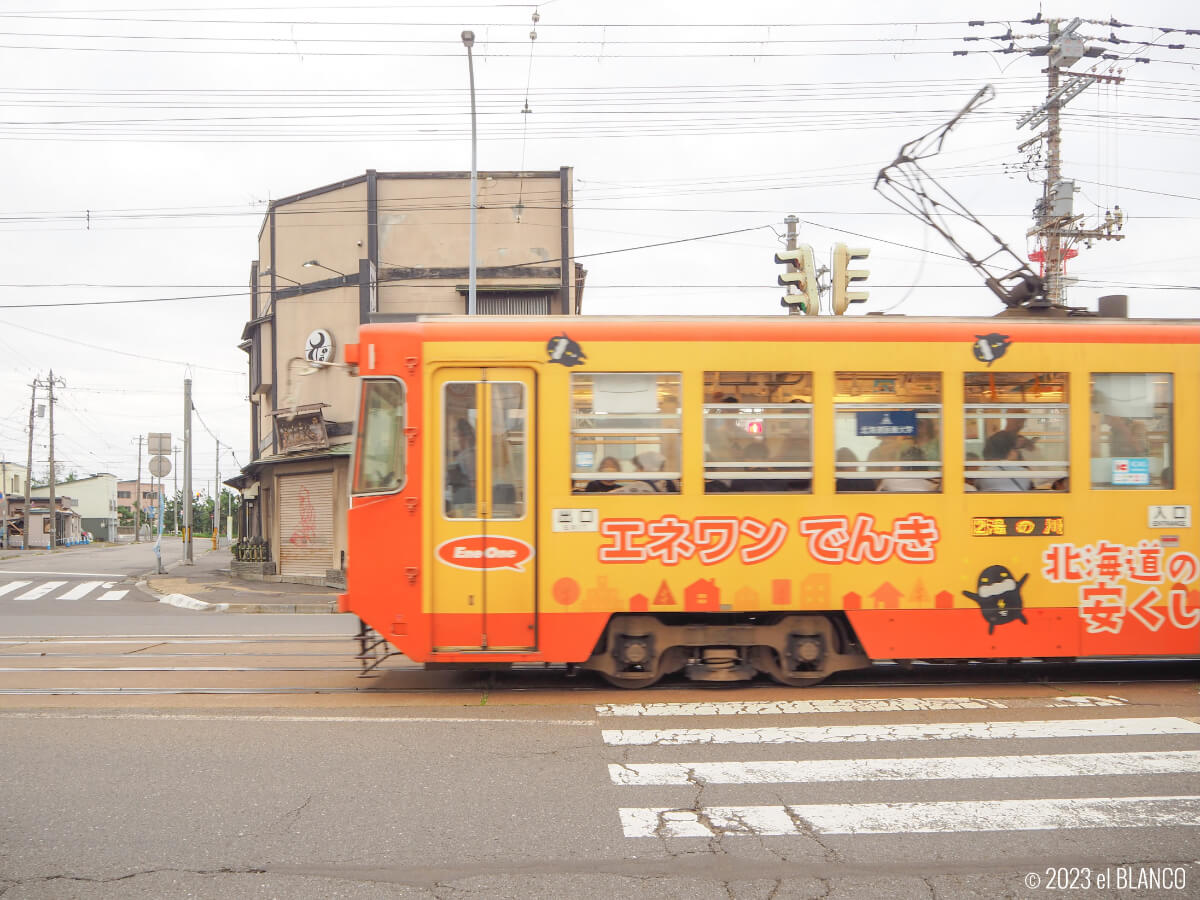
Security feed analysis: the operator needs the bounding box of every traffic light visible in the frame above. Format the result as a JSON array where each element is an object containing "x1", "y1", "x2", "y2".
[
  {"x1": 775, "y1": 244, "x2": 818, "y2": 315},
  {"x1": 831, "y1": 243, "x2": 870, "y2": 314}
]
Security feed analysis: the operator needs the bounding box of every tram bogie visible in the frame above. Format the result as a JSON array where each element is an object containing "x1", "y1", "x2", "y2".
[{"x1": 583, "y1": 613, "x2": 867, "y2": 687}]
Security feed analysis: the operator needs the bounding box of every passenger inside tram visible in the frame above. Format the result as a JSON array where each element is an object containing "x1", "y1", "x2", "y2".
[
  {"x1": 975, "y1": 430, "x2": 1033, "y2": 492},
  {"x1": 585, "y1": 456, "x2": 624, "y2": 493}
]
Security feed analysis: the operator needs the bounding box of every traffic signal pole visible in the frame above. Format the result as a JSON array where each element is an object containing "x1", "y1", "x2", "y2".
[{"x1": 775, "y1": 216, "x2": 819, "y2": 315}]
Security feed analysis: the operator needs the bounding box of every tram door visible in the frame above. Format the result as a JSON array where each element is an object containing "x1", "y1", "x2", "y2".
[{"x1": 432, "y1": 368, "x2": 536, "y2": 652}]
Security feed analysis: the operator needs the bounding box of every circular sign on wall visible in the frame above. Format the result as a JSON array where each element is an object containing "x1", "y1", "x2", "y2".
[{"x1": 305, "y1": 329, "x2": 335, "y2": 363}]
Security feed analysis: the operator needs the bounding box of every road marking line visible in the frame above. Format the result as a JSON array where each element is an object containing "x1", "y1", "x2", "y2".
[
  {"x1": 57, "y1": 581, "x2": 106, "y2": 600},
  {"x1": 0, "y1": 581, "x2": 33, "y2": 598},
  {"x1": 0, "y1": 711, "x2": 597, "y2": 725},
  {"x1": 602, "y1": 717, "x2": 1200, "y2": 746},
  {"x1": 14, "y1": 582, "x2": 67, "y2": 601},
  {"x1": 596, "y1": 696, "x2": 1128, "y2": 717},
  {"x1": 609, "y1": 750, "x2": 1200, "y2": 785},
  {"x1": 619, "y1": 796, "x2": 1200, "y2": 837},
  {"x1": 96, "y1": 590, "x2": 130, "y2": 602}
]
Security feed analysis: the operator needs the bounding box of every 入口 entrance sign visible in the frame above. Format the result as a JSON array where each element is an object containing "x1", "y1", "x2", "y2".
[{"x1": 1149, "y1": 505, "x2": 1191, "y2": 528}]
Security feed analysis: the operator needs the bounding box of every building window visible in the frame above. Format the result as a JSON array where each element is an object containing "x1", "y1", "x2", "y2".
[
  {"x1": 118, "y1": 491, "x2": 131, "y2": 499},
  {"x1": 834, "y1": 372, "x2": 942, "y2": 492},
  {"x1": 703, "y1": 372, "x2": 812, "y2": 493},
  {"x1": 352, "y1": 378, "x2": 406, "y2": 495},
  {"x1": 965, "y1": 373, "x2": 1069, "y2": 492},
  {"x1": 571, "y1": 373, "x2": 681, "y2": 493},
  {"x1": 1091, "y1": 373, "x2": 1173, "y2": 489}
]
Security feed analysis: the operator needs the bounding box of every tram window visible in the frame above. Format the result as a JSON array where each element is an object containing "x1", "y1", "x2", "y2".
[
  {"x1": 444, "y1": 382, "x2": 480, "y2": 518},
  {"x1": 703, "y1": 372, "x2": 812, "y2": 493},
  {"x1": 352, "y1": 378, "x2": 405, "y2": 495},
  {"x1": 834, "y1": 372, "x2": 942, "y2": 492},
  {"x1": 489, "y1": 383, "x2": 526, "y2": 519},
  {"x1": 1090, "y1": 373, "x2": 1174, "y2": 489},
  {"x1": 964, "y1": 373, "x2": 1068, "y2": 492},
  {"x1": 571, "y1": 373, "x2": 681, "y2": 493}
]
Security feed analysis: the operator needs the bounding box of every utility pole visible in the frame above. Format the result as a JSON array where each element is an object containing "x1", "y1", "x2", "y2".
[
  {"x1": 213, "y1": 437, "x2": 220, "y2": 549},
  {"x1": 1013, "y1": 17, "x2": 1126, "y2": 306},
  {"x1": 46, "y1": 371, "x2": 64, "y2": 552},
  {"x1": 132, "y1": 435, "x2": 144, "y2": 543},
  {"x1": 23, "y1": 381, "x2": 35, "y2": 550},
  {"x1": 1, "y1": 458, "x2": 7, "y2": 549},
  {"x1": 183, "y1": 378, "x2": 193, "y2": 564}
]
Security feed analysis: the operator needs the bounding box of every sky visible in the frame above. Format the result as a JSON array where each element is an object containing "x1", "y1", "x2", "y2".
[{"x1": 1, "y1": 0, "x2": 1197, "y2": 488}]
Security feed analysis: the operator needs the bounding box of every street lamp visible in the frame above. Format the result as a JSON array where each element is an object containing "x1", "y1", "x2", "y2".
[
  {"x1": 302, "y1": 259, "x2": 347, "y2": 278},
  {"x1": 462, "y1": 29, "x2": 478, "y2": 316}
]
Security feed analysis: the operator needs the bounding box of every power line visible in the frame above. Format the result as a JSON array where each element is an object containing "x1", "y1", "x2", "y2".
[{"x1": 0, "y1": 317, "x2": 244, "y2": 374}]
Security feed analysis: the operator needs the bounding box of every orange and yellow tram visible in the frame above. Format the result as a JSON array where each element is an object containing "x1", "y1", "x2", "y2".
[{"x1": 340, "y1": 316, "x2": 1199, "y2": 686}]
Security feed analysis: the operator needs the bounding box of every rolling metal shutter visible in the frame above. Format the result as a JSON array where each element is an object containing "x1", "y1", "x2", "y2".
[
  {"x1": 477, "y1": 294, "x2": 553, "y2": 315},
  {"x1": 278, "y1": 472, "x2": 334, "y2": 576}
]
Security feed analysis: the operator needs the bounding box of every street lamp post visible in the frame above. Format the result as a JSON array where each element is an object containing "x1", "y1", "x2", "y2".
[
  {"x1": 301, "y1": 259, "x2": 347, "y2": 279},
  {"x1": 462, "y1": 30, "x2": 478, "y2": 316}
]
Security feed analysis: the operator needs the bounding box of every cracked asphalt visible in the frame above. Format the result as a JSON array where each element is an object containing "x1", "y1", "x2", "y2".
[{"x1": 1, "y1": 680, "x2": 1197, "y2": 899}]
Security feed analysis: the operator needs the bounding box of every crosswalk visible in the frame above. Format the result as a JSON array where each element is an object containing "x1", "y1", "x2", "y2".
[
  {"x1": 0, "y1": 577, "x2": 130, "y2": 604},
  {"x1": 598, "y1": 695, "x2": 1200, "y2": 839}
]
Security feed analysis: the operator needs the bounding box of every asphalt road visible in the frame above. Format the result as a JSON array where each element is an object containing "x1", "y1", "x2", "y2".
[
  {"x1": 1, "y1": 663, "x2": 1197, "y2": 898},
  {"x1": 1, "y1": 552, "x2": 1197, "y2": 899},
  {"x1": 0, "y1": 541, "x2": 194, "y2": 616}
]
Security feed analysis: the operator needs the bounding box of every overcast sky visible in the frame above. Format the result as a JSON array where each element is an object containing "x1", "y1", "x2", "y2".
[{"x1": 1, "y1": 0, "x2": 1196, "y2": 488}]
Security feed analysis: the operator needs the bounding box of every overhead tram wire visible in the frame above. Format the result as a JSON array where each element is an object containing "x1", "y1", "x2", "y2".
[
  {"x1": 1, "y1": 225, "x2": 777, "y2": 311},
  {"x1": 0, "y1": 317, "x2": 244, "y2": 375}
]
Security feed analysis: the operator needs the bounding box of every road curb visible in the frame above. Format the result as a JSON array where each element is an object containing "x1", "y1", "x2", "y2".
[
  {"x1": 158, "y1": 592, "x2": 230, "y2": 613},
  {"x1": 219, "y1": 602, "x2": 340, "y2": 614}
]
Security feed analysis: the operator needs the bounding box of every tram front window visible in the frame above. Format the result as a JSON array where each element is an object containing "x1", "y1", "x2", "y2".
[{"x1": 352, "y1": 379, "x2": 406, "y2": 495}]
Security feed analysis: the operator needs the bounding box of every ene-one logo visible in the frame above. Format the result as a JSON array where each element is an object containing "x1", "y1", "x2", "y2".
[{"x1": 435, "y1": 535, "x2": 535, "y2": 572}]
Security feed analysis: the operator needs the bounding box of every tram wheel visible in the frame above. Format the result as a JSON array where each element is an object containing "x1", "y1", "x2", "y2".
[
  {"x1": 600, "y1": 669, "x2": 663, "y2": 689},
  {"x1": 767, "y1": 669, "x2": 831, "y2": 688},
  {"x1": 749, "y1": 645, "x2": 831, "y2": 688}
]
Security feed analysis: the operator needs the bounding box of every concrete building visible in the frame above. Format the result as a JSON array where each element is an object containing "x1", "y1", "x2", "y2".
[
  {"x1": 21, "y1": 504, "x2": 84, "y2": 549},
  {"x1": 0, "y1": 461, "x2": 29, "y2": 548},
  {"x1": 117, "y1": 480, "x2": 159, "y2": 515},
  {"x1": 2, "y1": 467, "x2": 110, "y2": 548},
  {"x1": 232, "y1": 168, "x2": 582, "y2": 581},
  {"x1": 55, "y1": 474, "x2": 119, "y2": 541}
]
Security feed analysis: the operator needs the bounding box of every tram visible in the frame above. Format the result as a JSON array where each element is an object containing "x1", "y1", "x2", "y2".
[{"x1": 339, "y1": 315, "x2": 1199, "y2": 686}]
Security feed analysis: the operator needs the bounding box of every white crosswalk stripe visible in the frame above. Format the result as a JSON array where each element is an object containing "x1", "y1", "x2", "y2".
[
  {"x1": 619, "y1": 797, "x2": 1200, "y2": 837},
  {"x1": 597, "y1": 695, "x2": 1128, "y2": 717},
  {"x1": 603, "y1": 717, "x2": 1200, "y2": 746},
  {"x1": 610, "y1": 750, "x2": 1200, "y2": 785},
  {"x1": 0, "y1": 578, "x2": 129, "y2": 603},
  {"x1": 57, "y1": 581, "x2": 107, "y2": 600},
  {"x1": 15, "y1": 581, "x2": 67, "y2": 600},
  {"x1": 604, "y1": 701, "x2": 1200, "y2": 839}
]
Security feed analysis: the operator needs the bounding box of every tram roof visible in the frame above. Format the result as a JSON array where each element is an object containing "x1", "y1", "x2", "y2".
[{"x1": 361, "y1": 315, "x2": 1200, "y2": 346}]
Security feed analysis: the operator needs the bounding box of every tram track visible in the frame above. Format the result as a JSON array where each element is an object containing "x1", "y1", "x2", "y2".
[{"x1": 0, "y1": 630, "x2": 1194, "y2": 697}]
